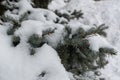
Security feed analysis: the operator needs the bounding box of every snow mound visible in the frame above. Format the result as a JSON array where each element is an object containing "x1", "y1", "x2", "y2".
[{"x1": 0, "y1": 25, "x2": 69, "y2": 80}]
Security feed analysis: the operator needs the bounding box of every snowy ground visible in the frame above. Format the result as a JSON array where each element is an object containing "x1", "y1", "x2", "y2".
[{"x1": 0, "y1": 0, "x2": 120, "y2": 80}]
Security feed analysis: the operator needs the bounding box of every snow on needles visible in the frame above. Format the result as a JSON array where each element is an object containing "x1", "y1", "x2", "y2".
[
  {"x1": 0, "y1": 25, "x2": 69, "y2": 80},
  {"x1": 1, "y1": 0, "x2": 120, "y2": 80},
  {"x1": 88, "y1": 35, "x2": 113, "y2": 52},
  {"x1": 0, "y1": 0, "x2": 69, "y2": 80}
]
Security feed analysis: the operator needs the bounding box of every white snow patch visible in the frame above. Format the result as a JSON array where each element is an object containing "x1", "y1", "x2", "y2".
[
  {"x1": 28, "y1": 8, "x2": 58, "y2": 22},
  {"x1": 88, "y1": 35, "x2": 113, "y2": 51},
  {"x1": 0, "y1": 26, "x2": 69, "y2": 80},
  {"x1": 18, "y1": 0, "x2": 33, "y2": 15},
  {"x1": 48, "y1": 0, "x2": 66, "y2": 11}
]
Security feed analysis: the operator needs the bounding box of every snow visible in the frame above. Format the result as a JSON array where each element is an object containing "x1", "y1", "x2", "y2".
[
  {"x1": 15, "y1": 20, "x2": 64, "y2": 47},
  {"x1": 1, "y1": 0, "x2": 120, "y2": 80},
  {"x1": 18, "y1": 0, "x2": 33, "y2": 15},
  {"x1": 48, "y1": 0, "x2": 66, "y2": 11},
  {"x1": 88, "y1": 35, "x2": 113, "y2": 51},
  {"x1": 0, "y1": 25, "x2": 69, "y2": 80},
  {"x1": 60, "y1": 0, "x2": 120, "y2": 80},
  {"x1": 0, "y1": 1, "x2": 69, "y2": 79},
  {"x1": 68, "y1": 20, "x2": 92, "y2": 34},
  {"x1": 28, "y1": 8, "x2": 58, "y2": 22},
  {"x1": 49, "y1": 0, "x2": 120, "y2": 80}
]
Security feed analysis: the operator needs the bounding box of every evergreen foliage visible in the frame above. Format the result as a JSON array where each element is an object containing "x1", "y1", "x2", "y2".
[
  {"x1": 0, "y1": 0, "x2": 30, "y2": 48},
  {"x1": 27, "y1": 29, "x2": 55, "y2": 55},
  {"x1": 0, "y1": 0, "x2": 29, "y2": 35},
  {"x1": 29, "y1": 48, "x2": 36, "y2": 55},
  {"x1": 28, "y1": 34, "x2": 45, "y2": 48},
  {"x1": 28, "y1": 28, "x2": 56, "y2": 48},
  {"x1": 0, "y1": 3, "x2": 7, "y2": 16},
  {"x1": 55, "y1": 10, "x2": 83, "y2": 21},
  {"x1": 94, "y1": 0, "x2": 101, "y2": 1},
  {"x1": 39, "y1": 71, "x2": 46, "y2": 77},
  {"x1": 42, "y1": 28, "x2": 56, "y2": 37},
  {"x1": 86, "y1": 24, "x2": 108, "y2": 37},
  {"x1": 0, "y1": 0, "x2": 117, "y2": 77},
  {"x1": 33, "y1": 0, "x2": 51, "y2": 9},
  {"x1": 56, "y1": 25, "x2": 116, "y2": 74},
  {"x1": 3, "y1": 12, "x2": 29, "y2": 35},
  {"x1": 53, "y1": 8, "x2": 116, "y2": 75},
  {"x1": 12, "y1": 36, "x2": 20, "y2": 47}
]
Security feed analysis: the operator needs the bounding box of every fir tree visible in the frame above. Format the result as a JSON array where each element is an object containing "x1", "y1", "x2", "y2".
[
  {"x1": 0, "y1": 0, "x2": 117, "y2": 78},
  {"x1": 56, "y1": 25, "x2": 116, "y2": 74},
  {"x1": 0, "y1": 3, "x2": 7, "y2": 16},
  {"x1": 33, "y1": 0, "x2": 51, "y2": 9},
  {"x1": 54, "y1": 9, "x2": 116, "y2": 75}
]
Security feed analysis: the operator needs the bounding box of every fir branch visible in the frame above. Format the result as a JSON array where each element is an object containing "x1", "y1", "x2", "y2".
[
  {"x1": 42, "y1": 28, "x2": 56, "y2": 37},
  {"x1": 28, "y1": 34, "x2": 46, "y2": 48},
  {"x1": 85, "y1": 24, "x2": 109, "y2": 37},
  {"x1": 12, "y1": 36, "x2": 20, "y2": 47},
  {"x1": 19, "y1": 12, "x2": 29, "y2": 22},
  {"x1": 99, "y1": 47, "x2": 117, "y2": 55},
  {"x1": 6, "y1": 0, "x2": 11, "y2": 6}
]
